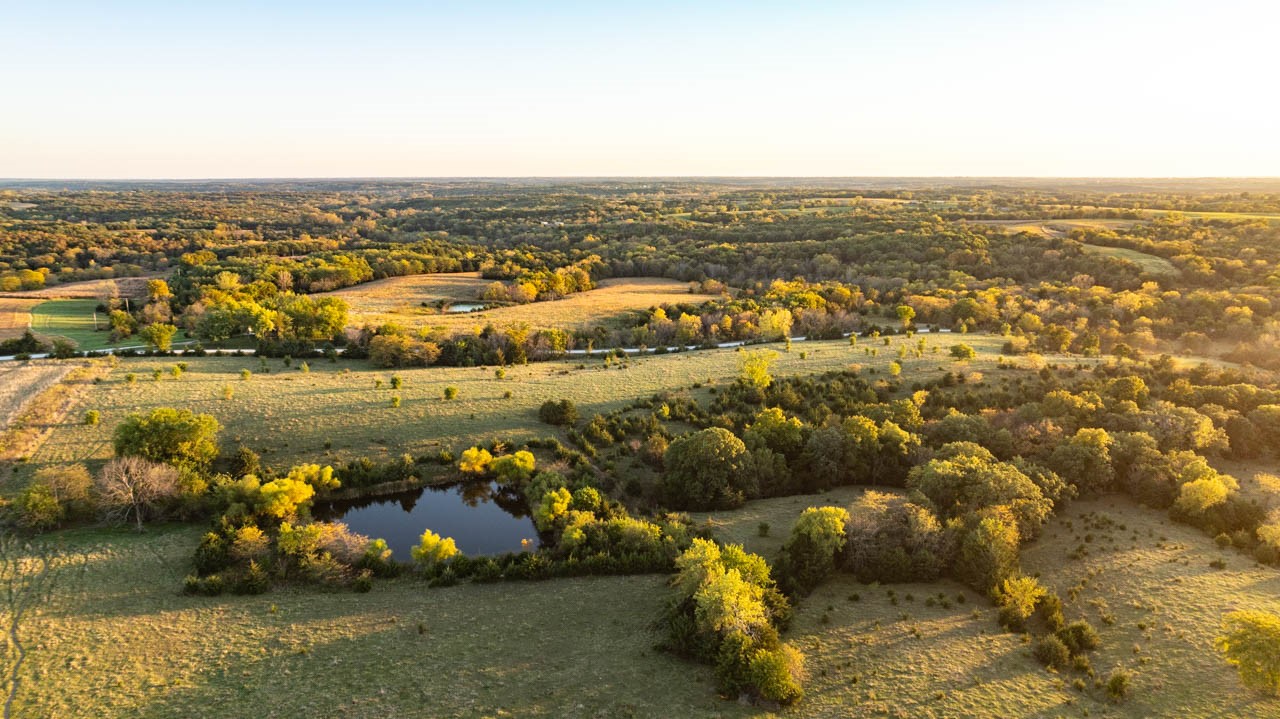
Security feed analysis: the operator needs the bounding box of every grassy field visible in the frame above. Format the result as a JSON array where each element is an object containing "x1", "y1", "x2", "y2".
[
  {"x1": 326, "y1": 275, "x2": 719, "y2": 333},
  {"x1": 15, "y1": 525, "x2": 750, "y2": 719},
  {"x1": 29, "y1": 299, "x2": 133, "y2": 351},
  {"x1": 0, "y1": 297, "x2": 38, "y2": 340},
  {"x1": 20, "y1": 334, "x2": 1011, "y2": 480},
  {"x1": 1080, "y1": 244, "x2": 1179, "y2": 277},
  {"x1": 692, "y1": 490, "x2": 1280, "y2": 717},
  {"x1": 0, "y1": 274, "x2": 157, "y2": 300},
  {"x1": 0, "y1": 361, "x2": 73, "y2": 425}
]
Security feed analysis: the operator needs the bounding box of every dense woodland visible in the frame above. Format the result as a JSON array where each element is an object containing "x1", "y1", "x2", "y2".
[{"x1": 5, "y1": 179, "x2": 1280, "y2": 708}]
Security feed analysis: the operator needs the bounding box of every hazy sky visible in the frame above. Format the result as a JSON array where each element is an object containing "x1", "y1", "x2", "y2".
[{"x1": 2, "y1": 0, "x2": 1277, "y2": 178}]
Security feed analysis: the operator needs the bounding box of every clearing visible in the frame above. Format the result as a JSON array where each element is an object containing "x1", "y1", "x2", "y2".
[
  {"x1": 327, "y1": 275, "x2": 720, "y2": 333},
  {"x1": 1079, "y1": 244, "x2": 1179, "y2": 277}
]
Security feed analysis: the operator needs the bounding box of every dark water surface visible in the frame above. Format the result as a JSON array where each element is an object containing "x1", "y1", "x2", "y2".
[{"x1": 315, "y1": 481, "x2": 537, "y2": 558}]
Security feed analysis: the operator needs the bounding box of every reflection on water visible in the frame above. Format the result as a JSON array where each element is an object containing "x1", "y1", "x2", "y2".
[
  {"x1": 314, "y1": 481, "x2": 536, "y2": 558},
  {"x1": 444, "y1": 302, "x2": 487, "y2": 313}
]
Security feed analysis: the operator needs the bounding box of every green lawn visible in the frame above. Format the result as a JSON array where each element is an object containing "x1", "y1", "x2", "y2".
[{"x1": 29, "y1": 299, "x2": 131, "y2": 351}]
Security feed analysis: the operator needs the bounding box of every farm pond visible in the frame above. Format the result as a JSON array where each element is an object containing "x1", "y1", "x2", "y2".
[{"x1": 315, "y1": 481, "x2": 538, "y2": 559}]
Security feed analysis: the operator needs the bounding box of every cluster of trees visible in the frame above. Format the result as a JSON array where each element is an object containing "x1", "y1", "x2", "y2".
[{"x1": 663, "y1": 539, "x2": 804, "y2": 704}]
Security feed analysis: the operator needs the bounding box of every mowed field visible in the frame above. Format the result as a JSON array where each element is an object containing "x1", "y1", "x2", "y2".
[
  {"x1": 694, "y1": 490, "x2": 1280, "y2": 718},
  {"x1": 29, "y1": 299, "x2": 132, "y2": 351},
  {"x1": 0, "y1": 297, "x2": 38, "y2": 340},
  {"x1": 0, "y1": 361, "x2": 73, "y2": 425},
  {"x1": 0, "y1": 274, "x2": 157, "y2": 300},
  {"x1": 325, "y1": 274, "x2": 720, "y2": 333},
  {"x1": 21, "y1": 333, "x2": 1010, "y2": 480}
]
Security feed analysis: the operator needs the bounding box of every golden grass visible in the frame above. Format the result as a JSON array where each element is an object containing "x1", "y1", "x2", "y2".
[
  {"x1": 0, "y1": 360, "x2": 105, "y2": 465},
  {"x1": 0, "y1": 274, "x2": 158, "y2": 300},
  {"x1": 327, "y1": 275, "x2": 720, "y2": 333},
  {"x1": 0, "y1": 297, "x2": 37, "y2": 339}
]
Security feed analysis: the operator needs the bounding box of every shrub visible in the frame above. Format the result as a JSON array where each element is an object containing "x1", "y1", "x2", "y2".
[
  {"x1": 491, "y1": 451, "x2": 536, "y2": 483},
  {"x1": 458, "y1": 447, "x2": 494, "y2": 475},
  {"x1": 84, "y1": 410, "x2": 100, "y2": 426},
  {"x1": 411, "y1": 529, "x2": 459, "y2": 569},
  {"x1": 1057, "y1": 620, "x2": 1101, "y2": 655},
  {"x1": 538, "y1": 399, "x2": 579, "y2": 426},
  {"x1": 1106, "y1": 669, "x2": 1132, "y2": 701},
  {"x1": 232, "y1": 560, "x2": 271, "y2": 595},
  {"x1": 390, "y1": 375, "x2": 403, "y2": 389},
  {"x1": 748, "y1": 645, "x2": 805, "y2": 704},
  {"x1": 1033, "y1": 634, "x2": 1071, "y2": 670},
  {"x1": 112, "y1": 407, "x2": 221, "y2": 471},
  {"x1": 13, "y1": 484, "x2": 63, "y2": 531},
  {"x1": 443, "y1": 386, "x2": 458, "y2": 400}
]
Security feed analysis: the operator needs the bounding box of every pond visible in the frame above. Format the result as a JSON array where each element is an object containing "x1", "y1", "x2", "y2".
[
  {"x1": 444, "y1": 302, "x2": 487, "y2": 313},
  {"x1": 314, "y1": 481, "x2": 538, "y2": 559}
]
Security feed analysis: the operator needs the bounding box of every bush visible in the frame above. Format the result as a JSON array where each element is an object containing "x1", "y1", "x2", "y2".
[
  {"x1": 112, "y1": 407, "x2": 221, "y2": 471},
  {"x1": 13, "y1": 484, "x2": 64, "y2": 531},
  {"x1": 1106, "y1": 669, "x2": 1132, "y2": 701},
  {"x1": 443, "y1": 386, "x2": 458, "y2": 400},
  {"x1": 1033, "y1": 634, "x2": 1071, "y2": 670},
  {"x1": 84, "y1": 410, "x2": 100, "y2": 426},
  {"x1": 748, "y1": 646, "x2": 805, "y2": 704},
  {"x1": 538, "y1": 399, "x2": 579, "y2": 426},
  {"x1": 1057, "y1": 620, "x2": 1101, "y2": 655},
  {"x1": 231, "y1": 560, "x2": 271, "y2": 595}
]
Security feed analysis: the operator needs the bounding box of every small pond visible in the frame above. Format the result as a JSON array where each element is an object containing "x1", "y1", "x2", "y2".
[
  {"x1": 314, "y1": 481, "x2": 537, "y2": 559},
  {"x1": 444, "y1": 302, "x2": 487, "y2": 313}
]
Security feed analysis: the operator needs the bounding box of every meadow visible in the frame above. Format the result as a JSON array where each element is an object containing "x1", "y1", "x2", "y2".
[
  {"x1": 691, "y1": 490, "x2": 1280, "y2": 718},
  {"x1": 21, "y1": 333, "x2": 1010, "y2": 479},
  {"x1": 324, "y1": 275, "x2": 720, "y2": 333},
  {"x1": 29, "y1": 299, "x2": 133, "y2": 351},
  {"x1": 18, "y1": 485, "x2": 1278, "y2": 717}
]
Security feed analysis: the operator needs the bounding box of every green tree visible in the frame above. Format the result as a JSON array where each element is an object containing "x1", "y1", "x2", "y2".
[
  {"x1": 139, "y1": 323, "x2": 178, "y2": 352},
  {"x1": 896, "y1": 304, "x2": 916, "y2": 328},
  {"x1": 661, "y1": 428, "x2": 755, "y2": 510},
  {"x1": 949, "y1": 343, "x2": 976, "y2": 361},
  {"x1": 112, "y1": 407, "x2": 221, "y2": 471}
]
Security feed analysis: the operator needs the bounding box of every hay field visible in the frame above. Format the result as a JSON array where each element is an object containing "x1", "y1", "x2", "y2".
[
  {"x1": 1079, "y1": 244, "x2": 1180, "y2": 277},
  {"x1": 0, "y1": 274, "x2": 156, "y2": 300},
  {"x1": 328, "y1": 275, "x2": 719, "y2": 333},
  {"x1": 0, "y1": 297, "x2": 37, "y2": 340}
]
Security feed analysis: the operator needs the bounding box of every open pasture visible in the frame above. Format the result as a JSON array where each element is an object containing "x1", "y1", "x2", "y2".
[{"x1": 23, "y1": 334, "x2": 1009, "y2": 477}]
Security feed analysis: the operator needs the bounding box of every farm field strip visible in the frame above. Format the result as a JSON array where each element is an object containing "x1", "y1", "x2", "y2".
[{"x1": 24, "y1": 334, "x2": 1011, "y2": 476}]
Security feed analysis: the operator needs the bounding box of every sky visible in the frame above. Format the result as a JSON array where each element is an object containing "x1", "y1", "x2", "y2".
[{"x1": 1, "y1": 0, "x2": 1277, "y2": 178}]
